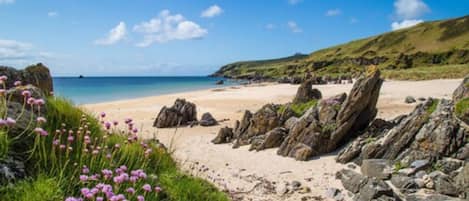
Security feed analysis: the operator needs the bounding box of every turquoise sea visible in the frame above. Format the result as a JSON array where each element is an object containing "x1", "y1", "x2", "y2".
[{"x1": 52, "y1": 77, "x2": 240, "y2": 104}]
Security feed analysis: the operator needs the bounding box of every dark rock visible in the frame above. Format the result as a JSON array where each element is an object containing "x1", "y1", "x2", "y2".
[
  {"x1": 453, "y1": 74, "x2": 469, "y2": 102},
  {"x1": 406, "y1": 194, "x2": 465, "y2": 201},
  {"x1": 318, "y1": 93, "x2": 347, "y2": 125},
  {"x1": 409, "y1": 159, "x2": 430, "y2": 172},
  {"x1": 417, "y1": 97, "x2": 426, "y2": 101},
  {"x1": 211, "y1": 127, "x2": 234, "y2": 144},
  {"x1": 0, "y1": 156, "x2": 26, "y2": 185},
  {"x1": 355, "y1": 178, "x2": 394, "y2": 201},
  {"x1": 454, "y1": 163, "x2": 469, "y2": 199},
  {"x1": 0, "y1": 63, "x2": 54, "y2": 95},
  {"x1": 293, "y1": 79, "x2": 322, "y2": 104},
  {"x1": 199, "y1": 112, "x2": 218, "y2": 126},
  {"x1": 251, "y1": 127, "x2": 288, "y2": 151},
  {"x1": 390, "y1": 175, "x2": 418, "y2": 193},
  {"x1": 290, "y1": 143, "x2": 314, "y2": 161},
  {"x1": 433, "y1": 158, "x2": 464, "y2": 175},
  {"x1": 432, "y1": 173, "x2": 459, "y2": 196},
  {"x1": 215, "y1": 80, "x2": 224, "y2": 85},
  {"x1": 336, "y1": 169, "x2": 368, "y2": 193},
  {"x1": 326, "y1": 188, "x2": 344, "y2": 201},
  {"x1": 405, "y1": 96, "x2": 416, "y2": 104},
  {"x1": 284, "y1": 116, "x2": 299, "y2": 130},
  {"x1": 361, "y1": 159, "x2": 393, "y2": 179},
  {"x1": 153, "y1": 99, "x2": 197, "y2": 128}
]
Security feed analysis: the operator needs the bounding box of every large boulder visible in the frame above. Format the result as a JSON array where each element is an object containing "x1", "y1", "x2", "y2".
[
  {"x1": 361, "y1": 159, "x2": 393, "y2": 180},
  {"x1": 453, "y1": 74, "x2": 469, "y2": 102},
  {"x1": 211, "y1": 127, "x2": 234, "y2": 144},
  {"x1": 0, "y1": 63, "x2": 53, "y2": 95},
  {"x1": 153, "y1": 99, "x2": 197, "y2": 128},
  {"x1": 249, "y1": 127, "x2": 288, "y2": 151},
  {"x1": 292, "y1": 79, "x2": 322, "y2": 104},
  {"x1": 278, "y1": 69, "x2": 382, "y2": 160},
  {"x1": 199, "y1": 112, "x2": 218, "y2": 126}
]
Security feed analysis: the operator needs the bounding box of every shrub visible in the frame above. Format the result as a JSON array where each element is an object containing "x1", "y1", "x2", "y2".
[
  {"x1": 455, "y1": 98, "x2": 469, "y2": 122},
  {"x1": 0, "y1": 175, "x2": 63, "y2": 201}
]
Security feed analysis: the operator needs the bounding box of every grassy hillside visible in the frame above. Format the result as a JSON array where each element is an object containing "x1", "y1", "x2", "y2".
[{"x1": 212, "y1": 15, "x2": 469, "y2": 80}]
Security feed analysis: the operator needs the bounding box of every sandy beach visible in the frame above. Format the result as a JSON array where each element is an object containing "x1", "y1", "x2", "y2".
[{"x1": 84, "y1": 79, "x2": 461, "y2": 201}]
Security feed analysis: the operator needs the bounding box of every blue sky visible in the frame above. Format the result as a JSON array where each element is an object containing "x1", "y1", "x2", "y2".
[{"x1": 0, "y1": 0, "x2": 467, "y2": 76}]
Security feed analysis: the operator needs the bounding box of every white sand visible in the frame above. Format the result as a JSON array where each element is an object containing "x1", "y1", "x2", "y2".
[{"x1": 84, "y1": 79, "x2": 461, "y2": 201}]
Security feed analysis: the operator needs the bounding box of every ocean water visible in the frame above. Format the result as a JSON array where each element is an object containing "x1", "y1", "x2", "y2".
[{"x1": 52, "y1": 77, "x2": 240, "y2": 104}]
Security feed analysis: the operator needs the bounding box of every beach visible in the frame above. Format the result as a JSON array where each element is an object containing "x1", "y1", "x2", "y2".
[{"x1": 83, "y1": 79, "x2": 462, "y2": 201}]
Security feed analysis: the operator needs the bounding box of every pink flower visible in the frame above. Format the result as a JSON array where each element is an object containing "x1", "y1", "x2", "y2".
[
  {"x1": 36, "y1": 117, "x2": 47, "y2": 124},
  {"x1": 113, "y1": 120, "x2": 119, "y2": 126},
  {"x1": 0, "y1": 89, "x2": 5, "y2": 96},
  {"x1": 6, "y1": 117, "x2": 16, "y2": 126},
  {"x1": 59, "y1": 144, "x2": 66, "y2": 149},
  {"x1": 137, "y1": 195, "x2": 145, "y2": 201},
  {"x1": 67, "y1": 135, "x2": 74, "y2": 142},
  {"x1": 142, "y1": 184, "x2": 151, "y2": 192},
  {"x1": 96, "y1": 197, "x2": 104, "y2": 201},
  {"x1": 82, "y1": 166, "x2": 89, "y2": 174},
  {"x1": 0, "y1": 75, "x2": 8, "y2": 81},
  {"x1": 114, "y1": 144, "x2": 120, "y2": 149},
  {"x1": 53, "y1": 139, "x2": 60, "y2": 146},
  {"x1": 79, "y1": 175, "x2": 88, "y2": 182},
  {"x1": 126, "y1": 187, "x2": 135, "y2": 194},
  {"x1": 34, "y1": 99, "x2": 45, "y2": 105},
  {"x1": 125, "y1": 118, "x2": 132, "y2": 124},
  {"x1": 104, "y1": 122, "x2": 111, "y2": 130},
  {"x1": 106, "y1": 153, "x2": 112, "y2": 159},
  {"x1": 0, "y1": 119, "x2": 7, "y2": 127},
  {"x1": 14, "y1": 81, "x2": 21, "y2": 86},
  {"x1": 154, "y1": 186, "x2": 162, "y2": 193},
  {"x1": 34, "y1": 127, "x2": 48, "y2": 136},
  {"x1": 81, "y1": 188, "x2": 90, "y2": 196},
  {"x1": 27, "y1": 97, "x2": 35, "y2": 105},
  {"x1": 100, "y1": 112, "x2": 106, "y2": 118},
  {"x1": 92, "y1": 150, "x2": 99, "y2": 155}
]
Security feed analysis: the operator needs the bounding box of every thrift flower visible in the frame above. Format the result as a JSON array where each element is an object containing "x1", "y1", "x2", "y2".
[
  {"x1": 137, "y1": 195, "x2": 145, "y2": 201},
  {"x1": 14, "y1": 80, "x2": 21, "y2": 86},
  {"x1": 6, "y1": 117, "x2": 16, "y2": 126},
  {"x1": 142, "y1": 184, "x2": 151, "y2": 192}
]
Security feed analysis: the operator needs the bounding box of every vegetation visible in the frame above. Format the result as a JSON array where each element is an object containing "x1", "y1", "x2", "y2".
[
  {"x1": 455, "y1": 97, "x2": 469, "y2": 121},
  {"x1": 212, "y1": 15, "x2": 469, "y2": 80},
  {"x1": 0, "y1": 86, "x2": 228, "y2": 200},
  {"x1": 393, "y1": 161, "x2": 408, "y2": 173},
  {"x1": 279, "y1": 100, "x2": 318, "y2": 117}
]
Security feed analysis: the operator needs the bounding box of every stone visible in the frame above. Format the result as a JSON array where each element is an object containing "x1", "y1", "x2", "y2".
[
  {"x1": 298, "y1": 186, "x2": 311, "y2": 194},
  {"x1": 252, "y1": 127, "x2": 288, "y2": 151},
  {"x1": 336, "y1": 169, "x2": 368, "y2": 193},
  {"x1": 406, "y1": 193, "x2": 465, "y2": 201},
  {"x1": 284, "y1": 116, "x2": 298, "y2": 130},
  {"x1": 326, "y1": 188, "x2": 344, "y2": 201},
  {"x1": 355, "y1": 178, "x2": 394, "y2": 201},
  {"x1": 0, "y1": 63, "x2": 54, "y2": 95},
  {"x1": 215, "y1": 80, "x2": 224, "y2": 85},
  {"x1": 153, "y1": 99, "x2": 197, "y2": 128},
  {"x1": 453, "y1": 74, "x2": 469, "y2": 102},
  {"x1": 199, "y1": 112, "x2": 218, "y2": 127},
  {"x1": 454, "y1": 163, "x2": 469, "y2": 199},
  {"x1": 390, "y1": 175, "x2": 418, "y2": 193},
  {"x1": 291, "y1": 180, "x2": 301, "y2": 188},
  {"x1": 409, "y1": 160, "x2": 429, "y2": 172},
  {"x1": 317, "y1": 93, "x2": 347, "y2": 125},
  {"x1": 418, "y1": 97, "x2": 426, "y2": 101},
  {"x1": 293, "y1": 79, "x2": 322, "y2": 104},
  {"x1": 433, "y1": 173, "x2": 459, "y2": 196},
  {"x1": 211, "y1": 127, "x2": 234, "y2": 144},
  {"x1": 361, "y1": 159, "x2": 393, "y2": 179},
  {"x1": 405, "y1": 96, "x2": 416, "y2": 104},
  {"x1": 291, "y1": 143, "x2": 314, "y2": 161}
]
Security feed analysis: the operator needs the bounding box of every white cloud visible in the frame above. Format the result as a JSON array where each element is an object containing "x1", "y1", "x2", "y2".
[
  {"x1": 0, "y1": 0, "x2": 14, "y2": 4},
  {"x1": 201, "y1": 5, "x2": 223, "y2": 18},
  {"x1": 394, "y1": 0, "x2": 429, "y2": 19},
  {"x1": 287, "y1": 21, "x2": 302, "y2": 33},
  {"x1": 94, "y1": 22, "x2": 127, "y2": 45},
  {"x1": 288, "y1": 0, "x2": 302, "y2": 5},
  {"x1": 133, "y1": 10, "x2": 208, "y2": 47},
  {"x1": 265, "y1": 23, "x2": 276, "y2": 30},
  {"x1": 391, "y1": 19, "x2": 423, "y2": 30},
  {"x1": 326, "y1": 9, "x2": 341, "y2": 17},
  {"x1": 0, "y1": 39, "x2": 33, "y2": 60},
  {"x1": 350, "y1": 17, "x2": 359, "y2": 24},
  {"x1": 48, "y1": 11, "x2": 58, "y2": 17}
]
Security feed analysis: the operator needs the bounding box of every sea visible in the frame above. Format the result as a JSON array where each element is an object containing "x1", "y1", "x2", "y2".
[{"x1": 52, "y1": 76, "x2": 241, "y2": 104}]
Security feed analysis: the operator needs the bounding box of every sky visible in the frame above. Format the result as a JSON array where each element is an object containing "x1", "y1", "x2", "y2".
[{"x1": 0, "y1": 0, "x2": 467, "y2": 76}]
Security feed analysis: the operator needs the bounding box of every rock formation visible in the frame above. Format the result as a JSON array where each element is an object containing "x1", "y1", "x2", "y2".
[
  {"x1": 453, "y1": 74, "x2": 469, "y2": 102},
  {"x1": 199, "y1": 112, "x2": 218, "y2": 127},
  {"x1": 277, "y1": 69, "x2": 382, "y2": 160},
  {"x1": 153, "y1": 99, "x2": 197, "y2": 128},
  {"x1": 0, "y1": 63, "x2": 54, "y2": 95},
  {"x1": 292, "y1": 79, "x2": 322, "y2": 104},
  {"x1": 335, "y1": 76, "x2": 469, "y2": 200}
]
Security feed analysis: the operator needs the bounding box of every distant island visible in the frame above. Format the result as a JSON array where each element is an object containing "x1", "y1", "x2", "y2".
[{"x1": 212, "y1": 15, "x2": 469, "y2": 81}]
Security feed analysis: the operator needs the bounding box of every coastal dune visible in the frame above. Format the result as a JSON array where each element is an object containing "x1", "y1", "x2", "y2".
[{"x1": 84, "y1": 79, "x2": 461, "y2": 201}]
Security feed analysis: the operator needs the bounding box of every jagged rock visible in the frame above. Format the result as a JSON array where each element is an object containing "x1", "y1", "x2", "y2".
[
  {"x1": 454, "y1": 163, "x2": 469, "y2": 199},
  {"x1": 211, "y1": 127, "x2": 234, "y2": 144},
  {"x1": 354, "y1": 178, "x2": 395, "y2": 201},
  {"x1": 361, "y1": 159, "x2": 392, "y2": 179},
  {"x1": 153, "y1": 99, "x2": 197, "y2": 128},
  {"x1": 199, "y1": 112, "x2": 218, "y2": 126},
  {"x1": 432, "y1": 172, "x2": 459, "y2": 196},
  {"x1": 326, "y1": 188, "x2": 344, "y2": 201},
  {"x1": 453, "y1": 74, "x2": 469, "y2": 102},
  {"x1": 215, "y1": 80, "x2": 224, "y2": 85},
  {"x1": 0, "y1": 156, "x2": 26, "y2": 185},
  {"x1": 284, "y1": 116, "x2": 298, "y2": 130},
  {"x1": 293, "y1": 79, "x2": 322, "y2": 104},
  {"x1": 406, "y1": 193, "x2": 465, "y2": 201},
  {"x1": 279, "y1": 70, "x2": 383, "y2": 160},
  {"x1": 233, "y1": 104, "x2": 290, "y2": 148},
  {"x1": 318, "y1": 93, "x2": 347, "y2": 125},
  {"x1": 250, "y1": 127, "x2": 288, "y2": 151},
  {"x1": 336, "y1": 169, "x2": 368, "y2": 193},
  {"x1": 390, "y1": 175, "x2": 418, "y2": 193},
  {"x1": 405, "y1": 96, "x2": 416, "y2": 104},
  {"x1": 0, "y1": 63, "x2": 54, "y2": 95},
  {"x1": 291, "y1": 143, "x2": 313, "y2": 161}
]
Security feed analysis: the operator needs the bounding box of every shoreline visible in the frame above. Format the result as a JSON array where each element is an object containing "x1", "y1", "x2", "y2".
[{"x1": 83, "y1": 78, "x2": 462, "y2": 200}]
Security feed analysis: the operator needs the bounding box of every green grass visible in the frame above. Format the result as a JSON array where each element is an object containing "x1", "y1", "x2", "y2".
[
  {"x1": 0, "y1": 175, "x2": 63, "y2": 201},
  {"x1": 279, "y1": 100, "x2": 318, "y2": 117},
  {"x1": 455, "y1": 97, "x2": 469, "y2": 122},
  {"x1": 382, "y1": 64, "x2": 469, "y2": 80},
  {"x1": 0, "y1": 130, "x2": 9, "y2": 160},
  {"x1": 1, "y1": 97, "x2": 229, "y2": 201}
]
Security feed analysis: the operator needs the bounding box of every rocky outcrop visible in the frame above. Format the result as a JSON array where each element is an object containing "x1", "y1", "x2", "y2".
[
  {"x1": 199, "y1": 112, "x2": 218, "y2": 127},
  {"x1": 249, "y1": 127, "x2": 288, "y2": 151},
  {"x1": 292, "y1": 79, "x2": 322, "y2": 104},
  {"x1": 211, "y1": 127, "x2": 234, "y2": 144},
  {"x1": 277, "y1": 69, "x2": 382, "y2": 160},
  {"x1": 0, "y1": 63, "x2": 54, "y2": 95},
  {"x1": 153, "y1": 99, "x2": 197, "y2": 128},
  {"x1": 452, "y1": 74, "x2": 469, "y2": 102}
]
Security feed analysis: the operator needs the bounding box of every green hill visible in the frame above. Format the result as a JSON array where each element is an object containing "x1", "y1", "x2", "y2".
[{"x1": 212, "y1": 15, "x2": 469, "y2": 80}]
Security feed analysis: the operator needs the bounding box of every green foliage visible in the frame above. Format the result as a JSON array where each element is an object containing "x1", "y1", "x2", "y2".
[
  {"x1": 321, "y1": 123, "x2": 337, "y2": 134},
  {"x1": 0, "y1": 175, "x2": 63, "y2": 201},
  {"x1": 0, "y1": 130, "x2": 9, "y2": 160},
  {"x1": 455, "y1": 98, "x2": 469, "y2": 120},
  {"x1": 365, "y1": 136, "x2": 376, "y2": 144},
  {"x1": 281, "y1": 100, "x2": 318, "y2": 117},
  {"x1": 382, "y1": 64, "x2": 469, "y2": 80},
  {"x1": 393, "y1": 161, "x2": 408, "y2": 172}
]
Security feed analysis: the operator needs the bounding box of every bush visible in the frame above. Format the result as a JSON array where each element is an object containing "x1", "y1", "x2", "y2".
[
  {"x1": 455, "y1": 98, "x2": 469, "y2": 123},
  {"x1": 0, "y1": 175, "x2": 63, "y2": 201}
]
